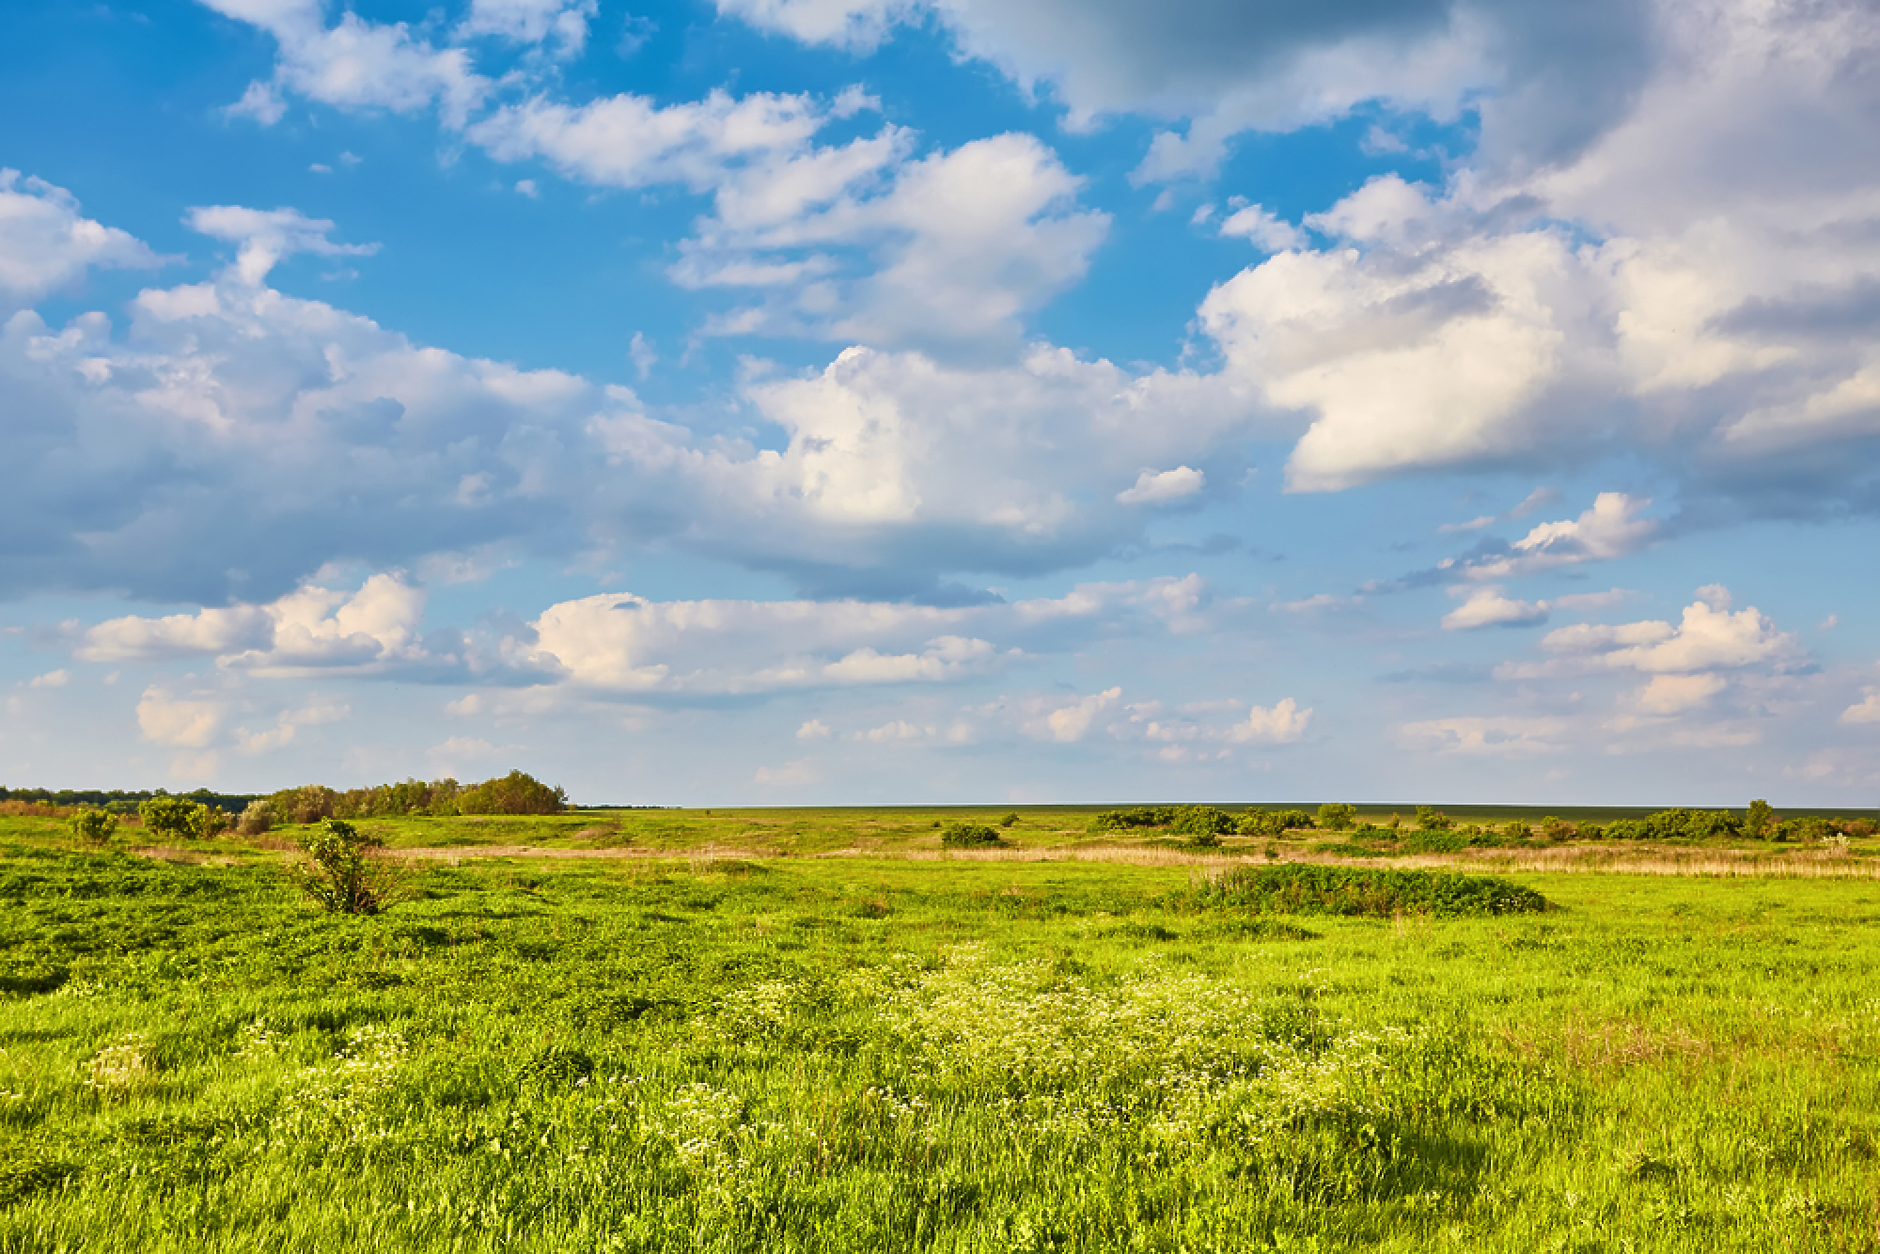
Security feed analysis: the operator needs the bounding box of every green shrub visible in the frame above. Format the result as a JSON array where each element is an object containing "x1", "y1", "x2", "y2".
[
  {"x1": 940, "y1": 822, "x2": 1005, "y2": 848},
  {"x1": 1190, "y1": 863, "x2": 1549, "y2": 917},
  {"x1": 1316, "y1": 802, "x2": 1357, "y2": 831},
  {"x1": 456, "y1": 769, "x2": 567, "y2": 816},
  {"x1": 1414, "y1": 805, "x2": 1452, "y2": 832},
  {"x1": 998, "y1": 812, "x2": 1020, "y2": 828},
  {"x1": 294, "y1": 819, "x2": 396, "y2": 914},
  {"x1": 1089, "y1": 806, "x2": 1176, "y2": 832},
  {"x1": 69, "y1": 808, "x2": 119, "y2": 846},
  {"x1": 1169, "y1": 805, "x2": 1237, "y2": 844},
  {"x1": 137, "y1": 795, "x2": 218, "y2": 841}
]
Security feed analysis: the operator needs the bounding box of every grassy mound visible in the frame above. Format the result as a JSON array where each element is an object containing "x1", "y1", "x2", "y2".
[{"x1": 1193, "y1": 863, "x2": 1549, "y2": 917}]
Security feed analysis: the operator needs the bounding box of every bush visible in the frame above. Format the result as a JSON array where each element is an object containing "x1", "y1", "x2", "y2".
[
  {"x1": 998, "y1": 812, "x2": 1020, "y2": 828},
  {"x1": 1169, "y1": 805, "x2": 1237, "y2": 844},
  {"x1": 457, "y1": 770, "x2": 567, "y2": 816},
  {"x1": 1414, "y1": 806, "x2": 1452, "y2": 832},
  {"x1": 138, "y1": 795, "x2": 205, "y2": 841},
  {"x1": 1316, "y1": 803, "x2": 1357, "y2": 831},
  {"x1": 294, "y1": 819, "x2": 395, "y2": 914},
  {"x1": 1089, "y1": 806, "x2": 1177, "y2": 832},
  {"x1": 940, "y1": 822, "x2": 1005, "y2": 848},
  {"x1": 69, "y1": 808, "x2": 119, "y2": 846},
  {"x1": 236, "y1": 799, "x2": 275, "y2": 836},
  {"x1": 1191, "y1": 864, "x2": 1550, "y2": 917}
]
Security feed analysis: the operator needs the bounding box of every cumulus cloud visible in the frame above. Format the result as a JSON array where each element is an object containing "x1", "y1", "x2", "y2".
[
  {"x1": 1019, "y1": 687, "x2": 1121, "y2": 743},
  {"x1": 458, "y1": 0, "x2": 596, "y2": 53},
  {"x1": 1217, "y1": 205, "x2": 1305, "y2": 252},
  {"x1": 1535, "y1": 589, "x2": 1808, "y2": 677},
  {"x1": 185, "y1": 205, "x2": 378, "y2": 285},
  {"x1": 1841, "y1": 690, "x2": 1880, "y2": 725},
  {"x1": 80, "y1": 574, "x2": 428, "y2": 674},
  {"x1": 1441, "y1": 587, "x2": 1548, "y2": 631},
  {"x1": 1115, "y1": 466, "x2": 1204, "y2": 506},
  {"x1": 1225, "y1": 697, "x2": 1312, "y2": 745},
  {"x1": 0, "y1": 171, "x2": 161, "y2": 309},
  {"x1": 1392, "y1": 715, "x2": 1564, "y2": 756},
  {"x1": 136, "y1": 686, "x2": 225, "y2": 748},
  {"x1": 204, "y1": 0, "x2": 486, "y2": 125}
]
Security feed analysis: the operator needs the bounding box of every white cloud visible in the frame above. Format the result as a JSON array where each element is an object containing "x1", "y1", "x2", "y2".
[
  {"x1": 1018, "y1": 687, "x2": 1121, "y2": 743},
  {"x1": 80, "y1": 574, "x2": 428, "y2": 673},
  {"x1": 1217, "y1": 204, "x2": 1305, "y2": 252},
  {"x1": 1539, "y1": 592, "x2": 1807, "y2": 677},
  {"x1": 1632, "y1": 672, "x2": 1726, "y2": 715},
  {"x1": 1441, "y1": 587, "x2": 1548, "y2": 631},
  {"x1": 234, "y1": 696, "x2": 350, "y2": 755},
  {"x1": 1393, "y1": 716, "x2": 1564, "y2": 757},
  {"x1": 1225, "y1": 697, "x2": 1312, "y2": 745},
  {"x1": 0, "y1": 171, "x2": 160, "y2": 308},
  {"x1": 136, "y1": 686, "x2": 225, "y2": 748},
  {"x1": 1115, "y1": 466, "x2": 1204, "y2": 506},
  {"x1": 26, "y1": 669, "x2": 71, "y2": 688},
  {"x1": 185, "y1": 205, "x2": 378, "y2": 285},
  {"x1": 713, "y1": 0, "x2": 906, "y2": 49},
  {"x1": 1839, "y1": 690, "x2": 1880, "y2": 725},
  {"x1": 795, "y1": 718, "x2": 832, "y2": 740},
  {"x1": 459, "y1": 0, "x2": 597, "y2": 53},
  {"x1": 204, "y1": 0, "x2": 487, "y2": 126},
  {"x1": 753, "y1": 757, "x2": 824, "y2": 787}
]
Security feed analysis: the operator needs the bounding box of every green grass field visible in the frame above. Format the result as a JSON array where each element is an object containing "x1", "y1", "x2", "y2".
[{"x1": 3, "y1": 808, "x2": 1878, "y2": 1251}]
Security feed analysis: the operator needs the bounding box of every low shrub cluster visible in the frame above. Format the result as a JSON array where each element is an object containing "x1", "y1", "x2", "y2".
[
  {"x1": 259, "y1": 770, "x2": 569, "y2": 826},
  {"x1": 939, "y1": 822, "x2": 1005, "y2": 848},
  {"x1": 1191, "y1": 863, "x2": 1550, "y2": 917}
]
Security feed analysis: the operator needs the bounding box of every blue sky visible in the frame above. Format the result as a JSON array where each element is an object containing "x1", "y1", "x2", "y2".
[{"x1": 3, "y1": 0, "x2": 1880, "y2": 806}]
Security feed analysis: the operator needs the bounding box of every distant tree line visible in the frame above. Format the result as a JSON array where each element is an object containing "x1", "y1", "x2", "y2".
[
  {"x1": 1086, "y1": 800, "x2": 1874, "y2": 846},
  {"x1": 36, "y1": 770, "x2": 568, "y2": 843}
]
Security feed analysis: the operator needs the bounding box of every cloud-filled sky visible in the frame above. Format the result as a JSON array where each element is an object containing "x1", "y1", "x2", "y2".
[{"x1": 2, "y1": 0, "x2": 1879, "y2": 805}]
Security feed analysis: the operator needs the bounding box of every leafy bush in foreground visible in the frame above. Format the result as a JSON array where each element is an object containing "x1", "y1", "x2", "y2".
[
  {"x1": 1192, "y1": 863, "x2": 1549, "y2": 917},
  {"x1": 939, "y1": 822, "x2": 1005, "y2": 848},
  {"x1": 68, "y1": 808, "x2": 119, "y2": 846},
  {"x1": 294, "y1": 819, "x2": 396, "y2": 914}
]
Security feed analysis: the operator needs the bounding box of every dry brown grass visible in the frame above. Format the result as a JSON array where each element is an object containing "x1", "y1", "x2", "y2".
[{"x1": 1497, "y1": 1015, "x2": 1716, "y2": 1072}]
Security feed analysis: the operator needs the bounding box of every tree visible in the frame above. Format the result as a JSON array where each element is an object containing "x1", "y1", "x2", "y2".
[
  {"x1": 295, "y1": 819, "x2": 394, "y2": 914},
  {"x1": 457, "y1": 770, "x2": 567, "y2": 816},
  {"x1": 1317, "y1": 803, "x2": 1357, "y2": 832},
  {"x1": 70, "y1": 808, "x2": 119, "y2": 846},
  {"x1": 1745, "y1": 798, "x2": 1775, "y2": 841},
  {"x1": 139, "y1": 795, "x2": 201, "y2": 841},
  {"x1": 1415, "y1": 806, "x2": 1453, "y2": 832}
]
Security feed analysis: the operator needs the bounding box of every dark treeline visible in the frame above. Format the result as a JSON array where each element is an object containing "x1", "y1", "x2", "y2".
[
  {"x1": 5, "y1": 770, "x2": 568, "y2": 826},
  {"x1": 0, "y1": 786, "x2": 258, "y2": 816}
]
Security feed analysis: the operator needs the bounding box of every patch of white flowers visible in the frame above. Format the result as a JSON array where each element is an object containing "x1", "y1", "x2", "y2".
[
  {"x1": 84, "y1": 1037, "x2": 153, "y2": 1095},
  {"x1": 272, "y1": 1023, "x2": 409, "y2": 1148}
]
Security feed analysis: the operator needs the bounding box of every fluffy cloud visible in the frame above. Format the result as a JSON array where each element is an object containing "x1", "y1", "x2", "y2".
[
  {"x1": 673, "y1": 132, "x2": 1112, "y2": 350},
  {"x1": 1192, "y1": 0, "x2": 1880, "y2": 502},
  {"x1": 81, "y1": 574, "x2": 426, "y2": 673},
  {"x1": 0, "y1": 171, "x2": 160, "y2": 310},
  {"x1": 184, "y1": 205, "x2": 377, "y2": 284},
  {"x1": 1115, "y1": 466, "x2": 1204, "y2": 506},
  {"x1": 458, "y1": 0, "x2": 596, "y2": 52},
  {"x1": 136, "y1": 686, "x2": 225, "y2": 748},
  {"x1": 1225, "y1": 697, "x2": 1312, "y2": 745},
  {"x1": 1016, "y1": 687, "x2": 1121, "y2": 743},
  {"x1": 204, "y1": 0, "x2": 486, "y2": 125},
  {"x1": 1536, "y1": 589, "x2": 1808, "y2": 677},
  {"x1": 1841, "y1": 690, "x2": 1880, "y2": 725},
  {"x1": 1441, "y1": 587, "x2": 1548, "y2": 631},
  {"x1": 1440, "y1": 584, "x2": 1629, "y2": 631},
  {"x1": 1392, "y1": 715, "x2": 1564, "y2": 756}
]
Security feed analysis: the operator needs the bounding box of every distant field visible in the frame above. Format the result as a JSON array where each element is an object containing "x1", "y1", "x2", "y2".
[{"x1": 3, "y1": 809, "x2": 1878, "y2": 1251}]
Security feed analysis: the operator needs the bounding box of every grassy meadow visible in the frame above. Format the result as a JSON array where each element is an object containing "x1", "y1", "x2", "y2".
[{"x1": 2, "y1": 805, "x2": 1879, "y2": 1251}]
